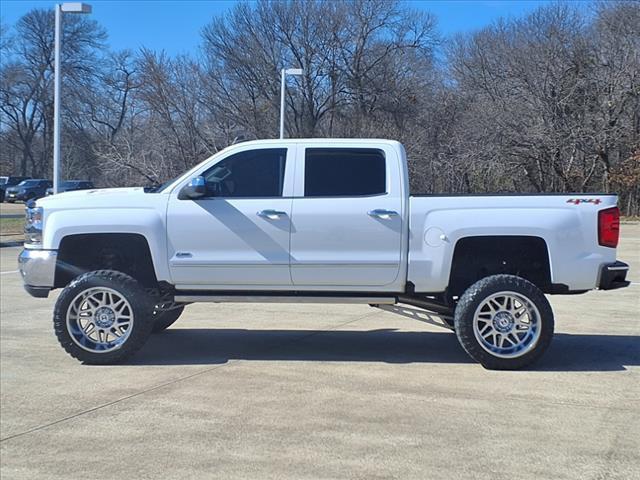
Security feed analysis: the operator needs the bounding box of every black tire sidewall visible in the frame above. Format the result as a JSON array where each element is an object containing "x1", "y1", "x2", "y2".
[
  {"x1": 454, "y1": 275, "x2": 554, "y2": 370},
  {"x1": 54, "y1": 270, "x2": 154, "y2": 364}
]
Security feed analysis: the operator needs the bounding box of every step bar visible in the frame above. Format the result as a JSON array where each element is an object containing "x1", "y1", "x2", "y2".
[
  {"x1": 174, "y1": 294, "x2": 398, "y2": 304},
  {"x1": 173, "y1": 292, "x2": 453, "y2": 314}
]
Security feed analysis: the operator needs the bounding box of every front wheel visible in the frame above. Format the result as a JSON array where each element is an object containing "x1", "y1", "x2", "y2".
[
  {"x1": 53, "y1": 270, "x2": 154, "y2": 364},
  {"x1": 454, "y1": 275, "x2": 554, "y2": 370}
]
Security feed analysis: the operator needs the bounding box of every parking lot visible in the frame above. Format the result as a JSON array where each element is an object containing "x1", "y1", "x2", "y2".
[{"x1": 0, "y1": 225, "x2": 638, "y2": 479}]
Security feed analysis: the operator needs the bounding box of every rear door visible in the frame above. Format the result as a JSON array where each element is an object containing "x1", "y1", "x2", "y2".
[{"x1": 289, "y1": 145, "x2": 404, "y2": 288}]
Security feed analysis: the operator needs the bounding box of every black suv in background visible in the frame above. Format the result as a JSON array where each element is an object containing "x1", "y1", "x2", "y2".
[
  {"x1": 0, "y1": 176, "x2": 31, "y2": 202},
  {"x1": 4, "y1": 179, "x2": 52, "y2": 203},
  {"x1": 45, "y1": 180, "x2": 94, "y2": 196}
]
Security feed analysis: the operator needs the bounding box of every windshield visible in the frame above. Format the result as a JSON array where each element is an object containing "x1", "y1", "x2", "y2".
[
  {"x1": 18, "y1": 180, "x2": 40, "y2": 187},
  {"x1": 149, "y1": 176, "x2": 179, "y2": 193}
]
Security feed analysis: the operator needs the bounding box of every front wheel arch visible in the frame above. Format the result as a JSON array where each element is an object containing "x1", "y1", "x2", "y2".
[{"x1": 55, "y1": 233, "x2": 159, "y2": 289}]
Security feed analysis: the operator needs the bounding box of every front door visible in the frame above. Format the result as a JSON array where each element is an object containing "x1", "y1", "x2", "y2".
[{"x1": 167, "y1": 147, "x2": 294, "y2": 288}]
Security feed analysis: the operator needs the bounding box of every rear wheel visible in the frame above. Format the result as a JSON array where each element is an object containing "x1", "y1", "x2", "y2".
[
  {"x1": 454, "y1": 274, "x2": 554, "y2": 370},
  {"x1": 53, "y1": 270, "x2": 154, "y2": 364}
]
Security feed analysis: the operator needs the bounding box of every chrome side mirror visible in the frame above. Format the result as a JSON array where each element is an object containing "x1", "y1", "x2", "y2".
[{"x1": 178, "y1": 176, "x2": 206, "y2": 200}]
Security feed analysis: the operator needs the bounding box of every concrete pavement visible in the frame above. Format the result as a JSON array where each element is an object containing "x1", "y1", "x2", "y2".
[{"x1": 1, "y1": 226, "x2": 638, "y2": 479}]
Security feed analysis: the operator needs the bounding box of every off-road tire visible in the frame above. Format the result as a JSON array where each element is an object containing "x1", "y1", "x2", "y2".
[
  {"x1": 54, "y1": 270, "x2": 154, "y2": 364},
  {"x1": 454, "y1": 274, "x2": 554, "y2": 370},
  {"x1": 152, "y1": 305, "x2": 185, "y2": 333}
]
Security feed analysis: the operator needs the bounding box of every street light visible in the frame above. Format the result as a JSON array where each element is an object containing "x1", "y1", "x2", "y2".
[
  {"x1": 279, "y1": 67, "x2": 303, "y2": 139},
  {"x1": 53, "y1": 2, "x2": 92, "y2": 194}
]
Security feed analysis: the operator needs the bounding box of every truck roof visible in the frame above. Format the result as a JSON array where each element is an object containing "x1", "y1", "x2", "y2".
[{"x1": 224, "y1": 138, "x2": 402, "y2": 148}]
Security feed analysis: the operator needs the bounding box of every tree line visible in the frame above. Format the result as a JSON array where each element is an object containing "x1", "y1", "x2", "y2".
[{"x1": 1, "y1": 0, "x2": 638, "y2": 213}]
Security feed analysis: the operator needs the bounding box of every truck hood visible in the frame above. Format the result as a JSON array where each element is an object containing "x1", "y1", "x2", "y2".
[{"x1": 37, "y1": 187, "x2": 150, "y2": 208}]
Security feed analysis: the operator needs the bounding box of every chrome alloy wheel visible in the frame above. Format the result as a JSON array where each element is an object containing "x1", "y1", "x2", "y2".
[
  {"x1": 472, "y1": 291, "x2": 541, "y2": 359},
  {"x1": 66, "y1": 287, "x2": 134, "y2": 353}
]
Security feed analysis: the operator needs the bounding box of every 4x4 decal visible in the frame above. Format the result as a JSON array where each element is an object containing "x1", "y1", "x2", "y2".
[{"x1": 567, "y1": 198, "x2": 602, "y2": 205}]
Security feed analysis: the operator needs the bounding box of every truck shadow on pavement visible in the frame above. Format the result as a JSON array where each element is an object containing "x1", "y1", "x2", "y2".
[{"x1": 130, "y1": 328, "x2": 640, "y2": 372}]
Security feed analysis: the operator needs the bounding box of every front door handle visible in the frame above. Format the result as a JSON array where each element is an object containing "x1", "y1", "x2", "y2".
[
  {"x1": 368, "y1": 209, "x2": 399, "y2": 219},
  {"x1": 257, "y1": 209, "x2": 287, "y2": 220}
]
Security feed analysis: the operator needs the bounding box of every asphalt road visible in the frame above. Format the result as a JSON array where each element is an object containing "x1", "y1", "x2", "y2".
[{"x1": 1, "y1": 226, "x2": 638, "y2": 480}]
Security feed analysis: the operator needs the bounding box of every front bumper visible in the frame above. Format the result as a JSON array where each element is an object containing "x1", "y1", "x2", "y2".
[
  {"x1": 18, "y1": 249, "x2": 57, "y2": 298},
  {"x1": 598, "y1": 261, "x2": 630, "y2": 290}
]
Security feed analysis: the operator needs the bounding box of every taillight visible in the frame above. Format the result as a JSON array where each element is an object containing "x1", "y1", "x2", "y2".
[{"x1": 598, "y1": 207, "x2": 620, "y2": 248}]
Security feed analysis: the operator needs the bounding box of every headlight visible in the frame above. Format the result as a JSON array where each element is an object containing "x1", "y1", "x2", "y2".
[{"x1": 25, "y1": 206, "x2": 43, "y2": 245}]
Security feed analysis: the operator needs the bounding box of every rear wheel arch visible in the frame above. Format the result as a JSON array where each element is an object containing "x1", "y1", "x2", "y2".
[{"x1": 447, "y1": 235, "x2": 552, "y2": 298}]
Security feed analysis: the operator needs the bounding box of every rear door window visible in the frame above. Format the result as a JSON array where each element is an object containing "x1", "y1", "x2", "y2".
[{"x1": 304, "y1": 148, "x2": 386, "y2": 197}]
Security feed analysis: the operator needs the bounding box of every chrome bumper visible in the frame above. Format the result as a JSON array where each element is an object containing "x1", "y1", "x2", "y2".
[{"x1": 18, "y1": 249, "x2": 57, "y2": 298}]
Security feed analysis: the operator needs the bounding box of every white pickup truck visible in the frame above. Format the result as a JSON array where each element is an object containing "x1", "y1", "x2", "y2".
[{"x1": 19, "y1": 139, "x2": 630, "y2": 369}]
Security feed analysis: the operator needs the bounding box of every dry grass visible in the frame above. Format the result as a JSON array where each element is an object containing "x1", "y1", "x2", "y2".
[{"x1": 0, "y1": 217, "x2": 24, "y2": 236}]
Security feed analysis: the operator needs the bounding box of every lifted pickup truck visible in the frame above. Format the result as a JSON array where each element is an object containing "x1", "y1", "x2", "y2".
[{"x1": 19, "y1": 139, "x2": 630, "y2": 369}]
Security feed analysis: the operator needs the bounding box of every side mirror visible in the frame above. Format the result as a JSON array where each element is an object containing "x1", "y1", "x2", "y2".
[{"x1": 178, "y1": 176, "x2": 207, "y2": 200}]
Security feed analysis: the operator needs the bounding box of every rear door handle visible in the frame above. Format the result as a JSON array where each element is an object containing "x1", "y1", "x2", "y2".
[
  {"x1": 257, "y1": 209, "x2": 287, "y2": 220},
  {"x1": 368, "y1": 209, "x2": 399, "y2": 219}
]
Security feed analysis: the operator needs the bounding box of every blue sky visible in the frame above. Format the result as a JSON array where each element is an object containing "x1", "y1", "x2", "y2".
[{"x1": 1, "y1": 0, "x2": 577, "y2": 56}]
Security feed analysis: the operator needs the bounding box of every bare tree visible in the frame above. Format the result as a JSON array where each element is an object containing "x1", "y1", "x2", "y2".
[{"x1": 0, "y1": 10, "x2": 105, "y2": 177}]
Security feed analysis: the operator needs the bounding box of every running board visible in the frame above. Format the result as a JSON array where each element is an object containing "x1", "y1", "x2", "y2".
[
  {"x1": 174, "y1": 295, "x2": 397, "y2": 304},
  {"x1": 396, "y1": 295, "x2": 454, "y2": 316},
  {"x1": 373, "y1": 304, "x2": 454, "y2": 330}
]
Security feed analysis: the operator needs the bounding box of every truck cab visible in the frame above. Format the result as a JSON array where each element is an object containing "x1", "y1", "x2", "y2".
[{"x1": 166, "y1": 140, "x2": 408, "y2": 291}]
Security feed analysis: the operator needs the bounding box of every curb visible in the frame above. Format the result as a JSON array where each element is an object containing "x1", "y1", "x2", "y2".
[{"x1": 0, "y1": 241, "x2": 23, "y2": 248}]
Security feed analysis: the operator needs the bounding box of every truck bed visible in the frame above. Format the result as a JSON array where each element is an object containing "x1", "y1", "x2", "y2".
[{"x1": 407, "y1": 193, "x2": 618, "y2": 293}]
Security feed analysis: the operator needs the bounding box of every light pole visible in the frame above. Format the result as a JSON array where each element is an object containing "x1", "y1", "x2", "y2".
[
  {"x1": 53, "y1": 2, "x2": 92, "y2": 194},
  {"x1": 279, "y1": 67, "x2": 303, "y2": 139}
]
